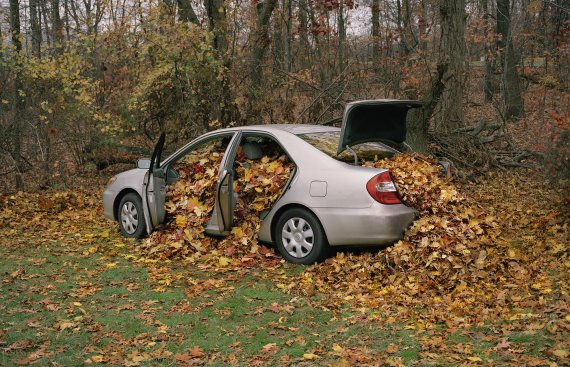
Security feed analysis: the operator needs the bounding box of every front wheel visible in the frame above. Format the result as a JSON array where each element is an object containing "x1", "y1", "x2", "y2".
[
  {"x1": 275, "y1": 208, "x2": 329, "y2": 265},
  {"x1": 118, "y1": 193, "x2": 146, "y2": 238}
]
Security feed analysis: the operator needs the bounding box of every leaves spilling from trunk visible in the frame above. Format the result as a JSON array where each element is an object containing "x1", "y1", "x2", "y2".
[
  {"x1": 285, "y1": 153, "x2": 568, "y2": 330},
  {"x1": 290, "y1": 153, "x2": 500, "y2": 299}
]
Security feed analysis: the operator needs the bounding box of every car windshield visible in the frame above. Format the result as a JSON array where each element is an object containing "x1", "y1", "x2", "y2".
[{"x1": 297, "y1": 131, "x2": 398, "y2": 162}]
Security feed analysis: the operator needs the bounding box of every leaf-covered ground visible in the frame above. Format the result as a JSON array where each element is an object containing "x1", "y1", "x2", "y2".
[{"x1": 0, "y1": 168, "x2": 568, "y2": 366}]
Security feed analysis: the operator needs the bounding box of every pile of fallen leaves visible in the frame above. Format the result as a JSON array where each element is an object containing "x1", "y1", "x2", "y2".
[
  {"x1": 367, "y1": 153, "x2": 499, "y2": 282},
  {"x1": 140, "y1": 141, "x2": 294, "y2": 267},
  {"x1": 139, "y1": 144, "x2": 568, "y2": 328},
  {"x1": 285, "y1": 153, "x2": 519, "y2": 307}
]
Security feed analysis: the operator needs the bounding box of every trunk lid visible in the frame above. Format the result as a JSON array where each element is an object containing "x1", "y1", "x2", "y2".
[{"x1": 337, "y1": 99, "x2": 421, "y2": 154}]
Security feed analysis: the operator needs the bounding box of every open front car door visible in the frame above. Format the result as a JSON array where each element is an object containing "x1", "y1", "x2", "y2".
[{"x1": 142, "y1": 132, "x2": 166, "y2": 233}]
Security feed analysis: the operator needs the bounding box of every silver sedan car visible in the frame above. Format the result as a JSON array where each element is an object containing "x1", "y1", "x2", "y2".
[{"x1": 103, "y1": 100, "x2": 419, "y2": 264}]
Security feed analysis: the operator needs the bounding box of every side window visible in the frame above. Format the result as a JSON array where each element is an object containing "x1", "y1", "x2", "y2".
[
  {"x1": 166, "y1": 135, "x2": 233, "y2": 221},
  {"x1": 232, "y1": 135, "x2": 295, "y2": 222}
]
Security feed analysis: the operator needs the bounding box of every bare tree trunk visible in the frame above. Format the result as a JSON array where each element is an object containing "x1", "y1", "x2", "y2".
[
  {"x1": 371, "y1": 0, "x2": 380, "y2": 60},
  {"x1": 204, "y1": 0, "x2": 226, "y2": 51},
  {"x1": 41, "y1": 0, "x2": 52, "y2": 46},
  {"x1": 401, "y1": 0, "x2": 411, "y2": 53},
  {"x1": 273, "y1": 7, "x2": 283, "y2": 68},
  {"x1": 337, "y1": 1, "x2": 346, "y2": 72},
  {"x1": 482, "y1": 0, "x2": 494, "y2": 102},
  {"x1": 306, "y1": 2, "x2": 328, "y2": 86},
  {"x1": 407, "y1": 63, "x2": 449, "y2": 153},
  {"x1": 204, "y1": 0, "x2": 239, "y2": 126},
  {"x1": 284, "y1": 0, "x2": 292, "y2": 72},
  {"x1": 30, "y1": 0, "x2": 42, "y2": 57},
  {"x1": 497, "y1": 0, "x2": 523, "y2": 120},
  {"x1": 298, "y1": 0, "x2": 310, "y2": 69},
  {"x1": 51, "y1": 0, "x2": 64, "y2": 46},
  {"x1": 437, "y1": 0, "x2": 465, "y2": 132},
  {"x1": 0, "y1": 19, "x2": 3, "y2": 55},
  {"x1": 176, "y1": 0, "x2": 198, "y2": 23},
  {"x1": 246, "y1": 0, "x2": 277, "y2": 120},
  {"x1": 63, "y1": 0, "x2": 71, "y2": 40},
  {"x1": 418, "y1": 1, "x2": 428, "y2": 52},
  {"x1": 250, "y1": 0, "x2": 277, "y2": 89},
  {"x1": 9, "y1": 0, "x2": 25, "y2": 189}
]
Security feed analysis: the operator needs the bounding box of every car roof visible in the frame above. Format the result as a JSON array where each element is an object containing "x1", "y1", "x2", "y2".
[
  {"x1": 220, "y1": 124, "x2": 340, "y2": 135},
  {"x1": 345, "y1": 99, "x2": 421, "y2": 107},
  {"x1": 160, "y1": 123, "x2": 343, "y2": 170}
]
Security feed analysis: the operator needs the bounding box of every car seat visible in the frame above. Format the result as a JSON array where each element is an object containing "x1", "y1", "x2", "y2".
[{"x1": 242, "y1": 142, "x2": 262, "y2": 160}]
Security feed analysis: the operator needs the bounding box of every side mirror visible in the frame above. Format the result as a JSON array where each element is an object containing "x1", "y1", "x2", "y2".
[{"x1": 137, "y1": 158, "x2": 151, "y2": 169}]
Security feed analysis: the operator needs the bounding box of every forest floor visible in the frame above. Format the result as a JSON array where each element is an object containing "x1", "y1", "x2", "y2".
[{"x1": 0, "y1": 167, "x2": 568, "y2": 366}]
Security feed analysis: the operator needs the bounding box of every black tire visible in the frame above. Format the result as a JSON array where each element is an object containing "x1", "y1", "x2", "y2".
[
  {"x1": 118, "y1": 193, "x2": 146, "y2": 238},
  {"x1": 275, "y1": 208, "x2": 329, "y2": 264}
]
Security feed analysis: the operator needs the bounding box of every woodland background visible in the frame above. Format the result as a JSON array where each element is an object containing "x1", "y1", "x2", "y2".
[{"x1": 0, "y1": 0, "x2": 568, "y2": 192}]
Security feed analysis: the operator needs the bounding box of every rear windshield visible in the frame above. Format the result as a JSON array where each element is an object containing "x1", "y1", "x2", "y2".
[{"x1": 297, "y1": 131, "x2": 398, "y2": 162}]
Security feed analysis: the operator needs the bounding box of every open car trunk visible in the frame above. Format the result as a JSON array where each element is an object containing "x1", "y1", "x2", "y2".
[{"x1": 337, "y1": 100, "x2": 422, "y2": 154}]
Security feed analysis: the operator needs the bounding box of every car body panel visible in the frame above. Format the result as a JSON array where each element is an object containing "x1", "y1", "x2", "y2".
[
  {"x1": 337, "y1": 99, "x2": 422, "y2": 154},
  {"x1": 103, "y1": 168, "x2": 147, "y2": 221}
]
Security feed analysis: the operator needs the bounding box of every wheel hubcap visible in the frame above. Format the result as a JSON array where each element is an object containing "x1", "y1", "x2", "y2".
[
  {"x1": 281, "y1": 217, "x2": 314, "y2": 258},
  {"x1": 121, "y1": 201, "x2": 139, "y2": 234}
]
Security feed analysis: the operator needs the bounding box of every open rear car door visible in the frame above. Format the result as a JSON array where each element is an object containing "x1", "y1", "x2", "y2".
[
  {"x1": 142, "y1": 132, "x2": 166, "y2": 233},
  {"x1": 205, "y1": 133, "x2": 241, "y2": 236}
]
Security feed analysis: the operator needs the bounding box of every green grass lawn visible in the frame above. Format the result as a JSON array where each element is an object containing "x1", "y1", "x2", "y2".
[
  {"x1": 0, "y1": 235, "x2": 421, "y2": 366},
  {"x1": 0, "y1": 233, "x2": 563, "y2": 366}
]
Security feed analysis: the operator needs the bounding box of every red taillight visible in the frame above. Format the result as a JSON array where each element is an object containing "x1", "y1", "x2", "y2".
[{"x1": 366, "y1": 171, "x2": 402, "y2": 205}]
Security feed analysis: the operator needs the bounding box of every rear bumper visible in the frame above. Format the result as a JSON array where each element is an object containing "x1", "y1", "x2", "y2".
[{"x1": 312, "y1": 203, "x2": 417, "y2": 246}]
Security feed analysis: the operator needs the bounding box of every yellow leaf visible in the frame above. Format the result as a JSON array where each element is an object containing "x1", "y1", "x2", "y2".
[
  {"x1": 455, "y1": 281, "x2": 467, "y2": 292},
  {"x1": 57, "y1": 320, "x2": 76, "y2": 330},
  {"x1": 266, "y1": 161, "x2": 279, "y2": 173},
  {"x1": 91, "y1": 355, "x2": 104, "y2": 362},
  {"x1": 332, "y1": 343, "x2": 344, "y2": 353},
  {"x1": 231, "y1": 226, "x2": 243, "y2": 238},
  {"x1": 243, "y1": 168, "x2": 252, "y2": 182},
  {"x1": 303, "y1": 353, "x2": 319, "y2": 360},
  {"x1": 218, "y1": 257, "x2": 231, "y2": 266},
  {"x1": 467, "y1": 356, "x2": 482, "y2": 362},
  {"x1": 175, "y1": 215, "x2": 188, "y2": 228},
  {"x1": 553, "y1": 349, "x2": 568, "y2": 358}
]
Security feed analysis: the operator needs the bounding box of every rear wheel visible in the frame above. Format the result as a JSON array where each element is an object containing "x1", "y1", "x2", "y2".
[
  {"x1": 275, "y1": 208, "x2": 329, "y2": 264},
  {"x1": 118, "y1": 193, "x2": 146, "y2": 238}
]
